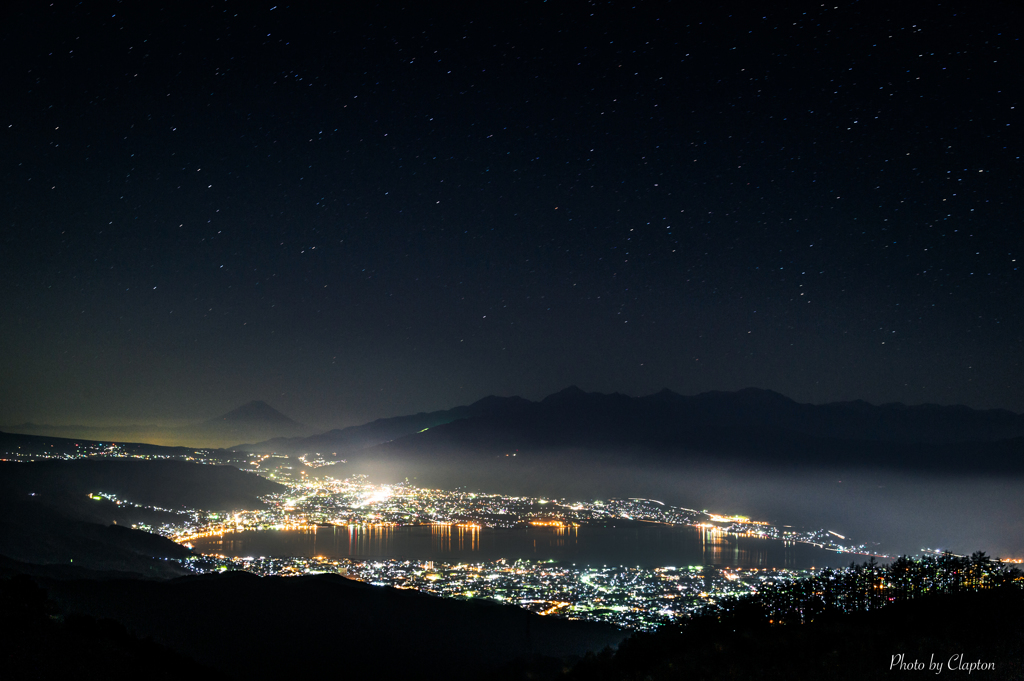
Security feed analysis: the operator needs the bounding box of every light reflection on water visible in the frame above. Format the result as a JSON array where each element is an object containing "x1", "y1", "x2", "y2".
[{"x1": 193, "y1": 524, "x2": 854, "y2": 569}]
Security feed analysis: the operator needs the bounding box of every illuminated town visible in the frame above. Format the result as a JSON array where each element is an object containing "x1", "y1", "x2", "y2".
[
  {"x1": 11, "y1": 443, "x2": 1022, "y2": 631},
  {"x1": 124, "y1": 471, "x2": 879, "y2": 557},
  {"x1": 189, "y1": 554, "x2": 810, "y2": 630},
  {"x1": 129, "y1": 464, "x2": 878, "y2": 630},
  {"x1": 4, "y1": 443, "x2": 881, "y2": 556}
]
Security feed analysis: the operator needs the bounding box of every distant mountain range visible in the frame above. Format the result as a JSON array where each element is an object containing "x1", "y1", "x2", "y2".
[
  {"x1": 5, "y1": 387, "x2": 1022, "y2": 473},
  {"x1": 234, "y1": 386, "x2": 1024, "y2": 474},
  {"x1": 233, "y1": 394, "x2": 531, "y2": 453},
  {"x1": 3, "y1": 400, "x2": 311, "y2": 449}
]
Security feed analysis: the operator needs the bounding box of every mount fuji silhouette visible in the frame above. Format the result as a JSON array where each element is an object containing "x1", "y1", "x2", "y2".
[{"x1": 204, "y1": 400, "x2": 301, "y2": 427}]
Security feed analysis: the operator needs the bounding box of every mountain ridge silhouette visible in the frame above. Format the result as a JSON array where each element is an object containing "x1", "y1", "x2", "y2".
[{"x1": 236, "y1": 387, "x2": 1024, "y2": 464}]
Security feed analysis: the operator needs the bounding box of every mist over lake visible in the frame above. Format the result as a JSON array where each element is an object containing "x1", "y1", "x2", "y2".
[{"x1": 338, "y1": 453, "x2": 1024, "y2": 560}]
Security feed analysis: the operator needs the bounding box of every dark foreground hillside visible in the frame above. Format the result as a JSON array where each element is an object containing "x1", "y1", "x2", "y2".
[
  {"x1": 39, "y1": 570, "x2": 625, "y2": 680},
  {"x1": 0, "y1": 576, "x2": 210, "y2": 680},
  {"x1": 6, "y1": 573, "x2": 1021, "y2": 681}
]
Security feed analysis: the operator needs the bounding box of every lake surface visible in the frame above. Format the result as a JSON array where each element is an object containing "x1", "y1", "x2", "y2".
[{"x1": 192, "y1": 524, "x2": 858, "y2": 569}]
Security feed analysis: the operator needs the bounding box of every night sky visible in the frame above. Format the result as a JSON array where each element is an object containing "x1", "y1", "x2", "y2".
[{"x1": 2, "y1": 1, "x2": 1020, "y2": 429}]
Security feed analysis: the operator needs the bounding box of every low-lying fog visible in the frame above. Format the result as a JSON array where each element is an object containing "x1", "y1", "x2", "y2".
[{"x1": 338, "y1": 450, "x2": 1024, "y2": 561}]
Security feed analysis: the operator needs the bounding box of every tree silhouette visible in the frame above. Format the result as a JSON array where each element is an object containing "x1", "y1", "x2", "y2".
[{"x1": 701, "y1": 552, "x2": 1023, "y2": 625}]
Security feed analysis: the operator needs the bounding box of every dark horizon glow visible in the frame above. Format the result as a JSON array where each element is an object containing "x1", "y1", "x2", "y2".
[
  {"x1": 5, "y1": 382, "x2": 1023, "y2": 436},
  {"x1": 1, "y1": 2, "x2": 1020, "y2": 429}
]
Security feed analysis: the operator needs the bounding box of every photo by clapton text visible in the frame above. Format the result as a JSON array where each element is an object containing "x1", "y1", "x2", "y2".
[{"x1": 890, "y1": 653, "x2": 996, "y2": 674}]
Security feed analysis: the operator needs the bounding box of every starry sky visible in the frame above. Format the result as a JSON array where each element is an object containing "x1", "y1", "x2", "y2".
[{"x1": 1, "y1": 1, "x2": 1020, "y2": 429}]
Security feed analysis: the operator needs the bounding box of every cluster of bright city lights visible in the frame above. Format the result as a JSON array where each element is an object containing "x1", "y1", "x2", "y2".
[
  {"x1": 18, "y1": 443, "x2": 1020, "y2": 627},
  {"x1": 187, "y1": 554, "x2": 814, "y2": 630},
  {"x1": 137, "y1": 473, "x2": 880, "y2": 559}
]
